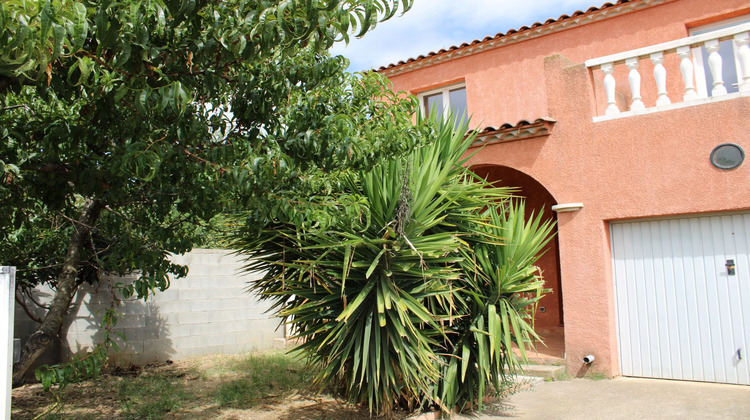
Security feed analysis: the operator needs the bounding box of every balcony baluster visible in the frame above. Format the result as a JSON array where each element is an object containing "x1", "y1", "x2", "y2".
[
  {"x1": 602, "y1": 62, "x2": 620, "y2": 115},
  {"x1": 650, "y1": 52, "x2": 671, "y2": 106},
  {"x1": 626, "y1": 58, "x2": 645, "y2": 111},
  {"x1": 734, "y1": 32, "x2": 750, "y2": 92},
  {"x1": 705, "y1": 39, "x2": 727, "y2": 96},
  {"x1": 676, "y1": 46, "x2": 698, "y2": 101}
]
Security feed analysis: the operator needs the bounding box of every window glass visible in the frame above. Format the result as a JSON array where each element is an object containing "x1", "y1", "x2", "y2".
[
  {"x1": 449, "y1": 87, "x2": 467, "y2": 125},
  {"x1": 697, "y1": 40, "x2": 739, "y2": 95},
  {"x1": 424, "y1": 93, "x2": 443, "y2": 118},
  {"x1": 691, "y1": 15, "x2": 750, "y2": 96}
]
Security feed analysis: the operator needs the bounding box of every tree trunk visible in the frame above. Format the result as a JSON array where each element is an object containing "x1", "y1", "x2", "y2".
[{"x1": 12, "y1": 197, "x2": 102, "y2": 386}]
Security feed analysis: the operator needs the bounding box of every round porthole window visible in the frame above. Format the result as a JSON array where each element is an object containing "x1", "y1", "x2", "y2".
[{"x1": 710, "y1": 143, "x2": 745, "y2": 170}]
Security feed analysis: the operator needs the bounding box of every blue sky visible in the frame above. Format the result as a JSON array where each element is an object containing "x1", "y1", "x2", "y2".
[{"x1": 330, "y1": 0, "x2": 603, "y2": 72}]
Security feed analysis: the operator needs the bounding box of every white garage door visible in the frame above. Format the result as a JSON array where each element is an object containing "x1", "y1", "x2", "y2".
[{"x1": 611, "y1": 213, "x2": 750, "y2": 385}]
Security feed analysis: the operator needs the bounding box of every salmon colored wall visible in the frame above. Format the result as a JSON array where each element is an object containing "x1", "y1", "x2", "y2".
[
  {"x1": 384, "y1": 0, "x2": 750, "y2": 377},
  {"x1": 388, "y1": 0, "x2": 750, "y2": 125}
]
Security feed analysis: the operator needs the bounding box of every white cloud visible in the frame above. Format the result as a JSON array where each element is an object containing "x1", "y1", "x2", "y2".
[{"x1": 330, "y1": 0, "x2": 601, "y2": 72}]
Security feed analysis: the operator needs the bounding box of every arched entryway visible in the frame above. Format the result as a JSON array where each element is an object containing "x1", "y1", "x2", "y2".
[{"x1": 471, "y1": 164, "x2": 564, "y2": 360}]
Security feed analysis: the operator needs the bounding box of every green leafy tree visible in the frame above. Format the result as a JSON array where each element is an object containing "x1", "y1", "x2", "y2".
[
  {"x1": 235, "y1": 117, "x2": 555, "y2": 414},
  {"x1": 0, "y1": 0, "x2": 417, "y2": 384}
]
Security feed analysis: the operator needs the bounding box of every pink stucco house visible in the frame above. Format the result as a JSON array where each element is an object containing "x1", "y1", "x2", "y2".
[{"x1": 379, "y1": 0, "x2": 750, "y2": 384}]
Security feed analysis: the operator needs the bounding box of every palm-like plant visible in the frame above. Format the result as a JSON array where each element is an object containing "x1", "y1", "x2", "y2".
[{"x1": 235, "y1": 116, "x2": 554, "y2": 414}]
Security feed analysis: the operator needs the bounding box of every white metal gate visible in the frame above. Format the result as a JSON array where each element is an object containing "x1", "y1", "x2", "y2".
[{"x1": 611, "y1": 213, "x2": 750, "y2": 385}]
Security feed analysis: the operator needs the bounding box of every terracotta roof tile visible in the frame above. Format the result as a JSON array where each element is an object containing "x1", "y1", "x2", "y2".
[
  {"x1": 471, "y1": 118, "x2": 557, "y2": 145},
  {"x1": 386, "y1": 2, "x2": 656, "y2": 75},
  {"x1": 377, "y1": 0, "x2": 638, "y2": 72}
]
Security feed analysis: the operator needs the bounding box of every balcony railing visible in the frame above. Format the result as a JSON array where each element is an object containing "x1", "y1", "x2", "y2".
[{"x1": 586, "y1": 22, "x2": 750, "y2": 121}]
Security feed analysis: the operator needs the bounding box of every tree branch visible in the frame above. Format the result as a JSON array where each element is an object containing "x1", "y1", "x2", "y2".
[
  {"x1": 15, "y1": 292, "x2": 45, "y2": 324},
  {"x1": 1, "y1": 104, "x2": 34, "y2": 114},
  {"x1": 104, "y1": 204, "x2": 142, "y2": 226},
  {"x1": 181, "y1": 147, "x2": 228, "y2": 174},
  {"x1": 57, "y1": 211, "x2": 96, "y2": 231},
  {"x1": 23, "y1": 287, "x2": 51, "y2": 310}
]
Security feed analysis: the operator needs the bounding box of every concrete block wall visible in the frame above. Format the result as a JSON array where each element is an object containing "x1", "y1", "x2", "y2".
[{"x1": 14, "y1": 249, "x2": 285, "y2": 367}]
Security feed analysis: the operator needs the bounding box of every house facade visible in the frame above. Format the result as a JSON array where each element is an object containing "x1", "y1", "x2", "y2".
[{"x1": 380, "y1": 0, "x2": 750, "y2": 384}]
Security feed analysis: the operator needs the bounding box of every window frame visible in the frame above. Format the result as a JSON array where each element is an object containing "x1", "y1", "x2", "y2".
[
  {"x1": 417, "y1": 83, "x2": 467, "y2": 122},
  {"x1": 690, "y1": 14, "x2": 750, "y2": 97}
]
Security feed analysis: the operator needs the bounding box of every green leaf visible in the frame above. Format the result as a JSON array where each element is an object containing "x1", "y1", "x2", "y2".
[{"x1": 365, "y1": 248, "x2": 385, "y2": 279}]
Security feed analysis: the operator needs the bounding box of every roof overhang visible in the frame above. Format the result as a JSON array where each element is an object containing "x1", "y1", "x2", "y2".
[
  {"x1": 470, "y1": 117, "x2": 556, "y2": 147},
  {"x1": 378, "y1": 0, "x2": 674, "y2": 78}
]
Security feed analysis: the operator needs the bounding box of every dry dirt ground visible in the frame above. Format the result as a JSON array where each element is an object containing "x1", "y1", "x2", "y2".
[{"x1": 11, "y1": 353, "x2": 413, "y2": 420}]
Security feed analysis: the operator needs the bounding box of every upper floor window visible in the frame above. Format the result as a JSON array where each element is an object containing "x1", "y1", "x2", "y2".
[
  {"x1": 419, "y1": 83, "x2": 467, "y2": 127},
  {"x1": 691, "y1": 15, "x2": 750, "y2": 97}
]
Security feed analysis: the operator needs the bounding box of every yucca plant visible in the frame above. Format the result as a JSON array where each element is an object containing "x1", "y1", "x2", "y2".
[
  {"x1": 234, "y1": 115, "x2": 554, "y2": 415},
  {"x1": 436, "y1": 201, "x2": 554, "y2": 411}
]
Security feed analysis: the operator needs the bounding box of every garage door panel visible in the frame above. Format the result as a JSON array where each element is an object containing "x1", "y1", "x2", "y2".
[
  {"x1": 705, "y1": 217, "x2": 730, "y2": 382},
  {"x1": 612, "y1": 223, "x2": 635, "y2": 375},
  {"x1": 675, "y1": 218, "x2": 697, "y2": 380},
  {"x1": 612, "y1": 213, "x2": 750, "y2": 385},
  {"x1": 664, "y1": 220, "x2": 685, "y2": 379},
  {"x1": 655, "y1": 221, "x2": 680, "y2": 379},
  {"x1": 732, "y1": 215, "x2": 750, "y2": 384},
  {"x1": 641, "y1": 222, "x2": 660, "y2": 377}
]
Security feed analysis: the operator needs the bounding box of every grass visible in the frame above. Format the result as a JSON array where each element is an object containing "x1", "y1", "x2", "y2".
[
  {"x1": 544, "y1": 370, "x2": 569, "y2": 382},
  {"x1": 214, "y1": 352, "x2": 317, "y2": 409},
  {"x1": 543, "y1": 368, "x2": 610, "y2": 382},
  {"x1": 584, "y1": 371, "x2": 608, "y2": 381},
  {"x1": 12, "y1": 350, "x2": 336, "y2": 420},
  {"x1": 13, "y1": 350, "x2": 535, "y2": 419},
  {"x1": 119, "y1": 372, "x2": 190, "y2": 419}
]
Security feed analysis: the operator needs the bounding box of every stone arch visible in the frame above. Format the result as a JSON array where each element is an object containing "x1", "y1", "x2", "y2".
[{"x1": 471, "y1": 164, "x2": 564, "y2": 357}]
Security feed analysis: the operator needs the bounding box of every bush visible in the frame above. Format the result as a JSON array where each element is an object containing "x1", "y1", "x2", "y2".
[{"x1": 235, "y1": 116, "x2": 554, "y2": 414}]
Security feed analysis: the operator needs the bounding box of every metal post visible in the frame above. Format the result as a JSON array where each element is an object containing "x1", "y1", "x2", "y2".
[{"x1": 0, "y1": 267, "x2": 15, "y2": 420}]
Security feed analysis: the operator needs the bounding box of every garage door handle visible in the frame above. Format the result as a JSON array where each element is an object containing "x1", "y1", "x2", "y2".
[
  {"x1": 726, "y1": 259, "x2": 735, "y2": 276},
  {"x1": 738, "y1": 348, "x2": 743, "y2": 361}
]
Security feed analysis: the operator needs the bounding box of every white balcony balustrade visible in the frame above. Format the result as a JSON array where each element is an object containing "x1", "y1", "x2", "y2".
[{"x1": 586, "y1": 22, "x2": 750, "y2": 121}]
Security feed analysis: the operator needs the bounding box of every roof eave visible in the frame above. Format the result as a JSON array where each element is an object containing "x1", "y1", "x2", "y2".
[{"x1": 377, "y1": 0, "x2": 675, "y2": 78}]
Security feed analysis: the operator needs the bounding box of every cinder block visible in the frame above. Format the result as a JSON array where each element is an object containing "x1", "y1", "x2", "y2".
[
  {"x1": 189, "y1": 299, "x2": 240, "y2": 312},
  {"x1": 176, "y1": 311, "x2": 209, "y2": 325},
  {"x1": 235, "y1": 308, "x2": 277, "y2": 321},
  {"x1": 113, "y1": 314, "x2": 147, "y2": 329},
  {"x1": 173, "y1": 345, "x2": 224, "y2": 359},
  {"x1": 144, "y1": 313, "x2": 174, "y2": 329},
  {"x1": 72, "y1": 302, "x2": 109, "y2": 319},
  {"x1": 146, "y1": 301, "x2": 185, "y2": 317},
  {"x1": 180, "y1": 275, "x2": 212, "y2": 289},
  {"x1": 173, "y1": 335, "x2": 208, "y2": 350},
  {"x1": 61, "y1": 333, "x2": 97, "y2": 350},
  {"x1": 152, "y1": 287, "x2": 181, "y2": 302},
  {"x1": 63, "y1": 316, "x2": 100, "y2": 334},
  {"x1": 176, "y1": 289, "x2": 219, "y2": 301},
  {"x1": 148, "y1": 300, "x2": 190, "y2": 316},
  {"x1": 120, "y1": 340, "x2": 145, "y2": 354},
  {"x1": 184, "y1": 322, "x2": 220, "y2": 337},
  {"x1": 123, "y1": 301, "x2": 152, "y2": 315},
  {"x1": 141, "y1": 338, "x2": 177, "y2": 356},
  {"x1": 118, "y1": 327, "x2": 160, "y2": 341},
  {"x1": 168, "y1": 253, "x2": 192, "y2": 266},
  {"x1": 211, "y1": 298, "x2": 258, "y2": 311}
]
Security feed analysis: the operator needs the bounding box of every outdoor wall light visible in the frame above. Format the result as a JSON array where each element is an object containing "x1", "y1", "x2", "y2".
[
  {"x1": 710, "y1": 143, "x2": 744, "y2": 170},
  {"x1": 551, "y1": 203, "x2": 584, "y2": 212}
]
